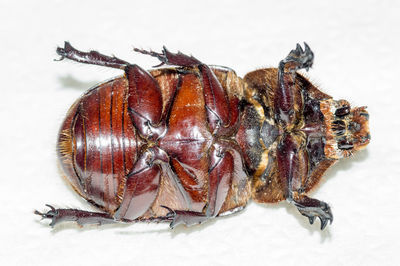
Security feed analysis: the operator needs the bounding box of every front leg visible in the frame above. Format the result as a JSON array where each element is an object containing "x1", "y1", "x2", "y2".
[
  {"x1": 277, "y1": 134, "x2": 333, "y2": 230},
  {"x1": 275, "y1": 43, "x2": 314, "y2": 128},
  {"x1": 292, "y1": 195, "x2": 333, "y2": 230}
]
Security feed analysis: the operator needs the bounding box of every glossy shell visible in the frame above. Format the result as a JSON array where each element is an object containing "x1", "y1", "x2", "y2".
[
  {"x1": 45, "y1": 42, "x2": 369, "y2": 230},
  {"x1": 58, "y1": 67, "x2": 251, "y2": 220}
]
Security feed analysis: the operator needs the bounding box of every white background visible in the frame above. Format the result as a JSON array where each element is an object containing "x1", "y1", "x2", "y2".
[{"x1": 1, "y1": 0, "x2": 399, "y2": 265}]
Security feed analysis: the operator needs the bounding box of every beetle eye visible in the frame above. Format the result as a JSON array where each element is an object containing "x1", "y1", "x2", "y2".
[
  {"x1": 338, "y1": 139, "x2": 353, "y2": 150},
  {"x1": 335, "y1": 106, "x2": 350, "y2": 117}
]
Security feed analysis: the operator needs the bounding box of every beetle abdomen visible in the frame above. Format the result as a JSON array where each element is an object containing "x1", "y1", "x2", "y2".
[
  {"x1": 57, "y1": 66, "x2": 252, "y2": 220},
  {"x1": 58, "y1": 77, "x2": 140, "y2": 212}
]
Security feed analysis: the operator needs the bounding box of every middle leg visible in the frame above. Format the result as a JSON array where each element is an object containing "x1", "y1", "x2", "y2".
[
  {"x1": 134, "y1": 46, "x2": 234, "y2": 135},
  {"x1": 161, "y1": 143, "x2": 236, "y2": 229}
]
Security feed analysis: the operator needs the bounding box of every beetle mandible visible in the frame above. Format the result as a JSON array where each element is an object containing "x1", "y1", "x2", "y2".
[{"x1": 35, "y1": 42, "x2": 370, "y2": 230}]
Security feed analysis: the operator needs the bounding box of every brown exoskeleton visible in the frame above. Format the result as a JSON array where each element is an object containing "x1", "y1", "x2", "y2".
[{"x1": 35, "y1": 42, "x2": 370, "y2": 230}]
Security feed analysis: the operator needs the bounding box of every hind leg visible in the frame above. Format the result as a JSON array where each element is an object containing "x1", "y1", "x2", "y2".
[
  {"x1": 56, "y1": 41, "x2": 165, "y2": 139},
  {"x1": 37, "y1": 43, "x2": 167, "y2": 227},
  {"x1": 35, "y1": 204, "x2": 175, "y2": 227},
  {"x1": 35, "y1": 205, "x2": 117, "y2": 227}
]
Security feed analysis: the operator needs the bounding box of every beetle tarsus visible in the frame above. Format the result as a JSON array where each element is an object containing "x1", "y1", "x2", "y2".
[
  {"x1": 54, "y1": 55, "x2": 65, "y2": 61},
  {"x1": 134, "y1": 46, "x2": 202, "y2": 67},
  {"x1": 54, "y1": 42, "x2": 71, "y2": 61},
  {"x1": 34, "y1": 204, "x2": 58, "y2": 227},
  {"x1": 133, "y1": 47, "x2": 168, "y2": 67},
  {"x1": 35, "y1": 205, "x2": 116, "y2": 227},
  {"x1": 160, "y1": 206, "x2": 210, "y2": 229},
  {"x1": 56, "y1": 42, "x2": 68, "y2": 56},
  {"x1": 160, "y1": 205, "x2": 176, "y2": 218},
  {"x1": 294, "y1": 199, "x2": 333, "y2": 230},
  {"x1": 169, "y1": 210, "x2": 209, "y2": 229},
  {"x1": 55, "y1": 41, "x2": 129, "y2": 69},
  {"x1": 283, "y1": 42, "x2": 314, "y2": 72},
  {"x1": 55, "y1": 41, "x2": 76, "y2": 62}
]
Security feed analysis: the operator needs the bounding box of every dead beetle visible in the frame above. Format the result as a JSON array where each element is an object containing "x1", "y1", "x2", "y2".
[{"x1": 35, "y1": 42, "x2": 370, "y2": 230}]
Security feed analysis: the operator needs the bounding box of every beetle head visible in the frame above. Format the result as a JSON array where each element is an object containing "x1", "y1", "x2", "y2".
[{"x1": 320, "y1": 99, "x2": 370, "y2": 159}]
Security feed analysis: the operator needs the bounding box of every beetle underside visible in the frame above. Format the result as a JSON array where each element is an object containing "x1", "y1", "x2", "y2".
[{"x1": 35, "y1": 42, "x2": 370, "y2": 230}]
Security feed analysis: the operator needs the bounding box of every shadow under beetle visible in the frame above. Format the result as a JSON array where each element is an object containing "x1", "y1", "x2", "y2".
[{"x1": 35, "y1": 42, "x2": 370, "y2": 230}]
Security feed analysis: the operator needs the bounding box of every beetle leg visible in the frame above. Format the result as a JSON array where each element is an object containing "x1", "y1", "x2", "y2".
[
  {"x1": 125, "y1": 64, "x2": 165, "y2": 140},
  {"x1": 114, "y1": 147, "x2": 167, "y2": 221},
  {"x1": 136, "y1": 46, "x2": 234, "y2": 134},
  {"x1": 292, "y1": 196, "x2": 333, "y2": 230},
  {"x1": 34, "y1": 204, "x2": 116, "y2": 227},
  {"x1": 200, "y1": 64, "x2": 232, "y2": 135},
  {"x1": 168, "y1": 211, "x2": 209, "y2": 229},
  {"x1": 160, "y1": 142, "x2": 239, "y2": 229},
  {"x1": 277, "y1": 133, "x2": 333, "y2": 230},
  {"x1": 134, "y1": 46, "x2": 202, "y2": 67},
  {"x1": 158, "y1": 206, "x2": 207, "y2": 229},
  {"x1": 136, "y1": 47, "x2": 233, "y2": 134},
  {"x1": 205, "y1": 143, "x2": 234, "y2": 217},
  {"x1": 276, "y1": 42, "x2": 314, "y2": 128},
  {"x1": 56, "y1": 42, "x2": 166, "y2": 140},
  {"x1": 56, "y1": 41, "x2": 129, "y2": 69}
]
